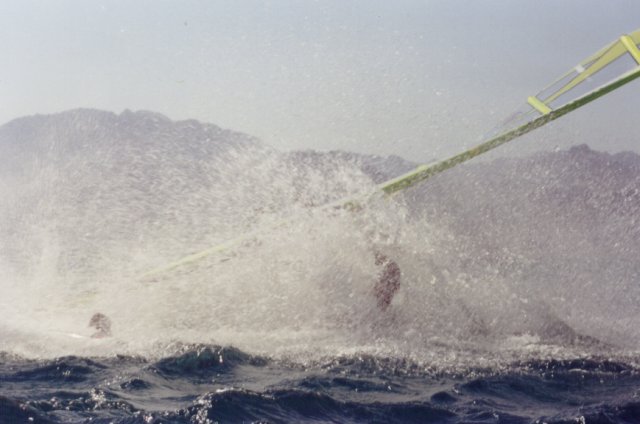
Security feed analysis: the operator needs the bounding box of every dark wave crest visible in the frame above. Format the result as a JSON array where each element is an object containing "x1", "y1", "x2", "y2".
[{"x1": 2, "y1": 346, "x2": 640, "y2": 423}]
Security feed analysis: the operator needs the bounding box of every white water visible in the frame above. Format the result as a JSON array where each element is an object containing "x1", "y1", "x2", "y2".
[{"x1": 1, "y1": 131, "x2": 639, "y2": 368}]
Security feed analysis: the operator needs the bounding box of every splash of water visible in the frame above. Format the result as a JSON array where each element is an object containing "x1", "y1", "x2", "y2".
[{"x1": 1, "y1": 112, "x2": 638, "y2": 369}]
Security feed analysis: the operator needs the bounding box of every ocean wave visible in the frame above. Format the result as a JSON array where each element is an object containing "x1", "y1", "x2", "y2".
[{"x1": 2, "y1": 346, "x2": 640, "y2": 423}]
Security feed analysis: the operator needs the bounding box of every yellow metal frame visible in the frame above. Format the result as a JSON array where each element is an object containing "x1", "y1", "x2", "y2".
[
  {"x1": 621, "y1": 34, "x2": 640, "y2": 64},
  {"x1": 542, "y1": 29, "x2": 640, "y2": 106},
  {"x1": 527, "y1": 96, "x2": 552, "y2": 115}
]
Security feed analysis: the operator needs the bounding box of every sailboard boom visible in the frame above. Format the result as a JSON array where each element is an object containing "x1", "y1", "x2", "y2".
[
  {"x1": 381, "y1": 66, "x2": 640, "y2": 195},
  {"x1": 140, "y1": 28, "x2": 640, "y2": 279}
]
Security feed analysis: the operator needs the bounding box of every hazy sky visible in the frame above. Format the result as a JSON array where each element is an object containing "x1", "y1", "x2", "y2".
[{"x1": 2, "y1": 0, "x2": 639, "y2": 161}]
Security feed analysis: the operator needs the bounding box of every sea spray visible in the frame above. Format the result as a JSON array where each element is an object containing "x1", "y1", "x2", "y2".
[{"x1": 1, "y1": 111, "x2": 639, "y2": 366}]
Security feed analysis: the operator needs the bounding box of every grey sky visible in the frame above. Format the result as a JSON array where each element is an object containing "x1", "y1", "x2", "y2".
[{"x1": 1, "y1": 0, "x2": 639, "y2": 161}]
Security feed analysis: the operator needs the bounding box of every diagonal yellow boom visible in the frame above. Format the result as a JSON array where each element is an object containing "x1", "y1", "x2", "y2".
[
  {"x1": 141, "y1": 28, "x2": 640, "y2": 279},
  {"x1": 380, "y1": 28, "x2": 640, "y2": 195}
]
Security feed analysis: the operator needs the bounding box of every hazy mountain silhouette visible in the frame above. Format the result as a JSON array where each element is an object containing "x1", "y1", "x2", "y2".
[
  {"x1": 1, "y1": 109, "x2": 638, "y2": 241},
  {"x1": 0, "y1": 110, "x2": 415, "y2": 277}
]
